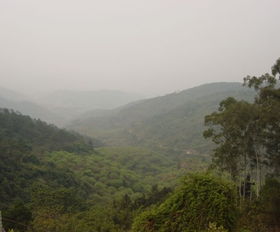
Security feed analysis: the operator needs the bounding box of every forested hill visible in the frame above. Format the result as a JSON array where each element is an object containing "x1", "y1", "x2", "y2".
[
  {"x1": 68, "y1": 82, "x2": 255, "y2": 155},
  {"x1": 0, "y1": 108, "x2": 101, "y2": 153},
  {"x1": 0, "y1": 108, "x2": 99, "y2": 212},
  {"x1": 0, "y1": 108, "x2": 198, "y2": 231}
]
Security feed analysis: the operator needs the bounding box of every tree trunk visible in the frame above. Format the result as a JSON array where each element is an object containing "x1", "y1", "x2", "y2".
[{"x1": 255, "y1": 151, "x2": 260, "y2": 198}]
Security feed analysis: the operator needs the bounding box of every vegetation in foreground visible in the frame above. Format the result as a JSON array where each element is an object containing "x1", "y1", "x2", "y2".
[{"x1": 132, "y1": 173, "x2": 237, "y2": 232}]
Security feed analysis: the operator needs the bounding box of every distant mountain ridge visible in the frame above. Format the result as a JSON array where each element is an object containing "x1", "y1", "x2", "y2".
[
  {"x1": 0, "y1": 87, "x2": 63, "y2": 124},
  {"x1": 37, "y1": 90, "x2": 145, "y2": 122},
  {"x1": 0, "y1": 87, "x2": 144, "y2": 125},
  {"x1": 39, "y1": 89, "x2": 144, "y2": 109},
  {"x1": 0, "y1": 86, "x2": 28, "y2": 102},
  {"x1": 37, "y1": 90, "x2": 143, "y2": 125},
  {"x1": 68, "y1": 82, "x2": 256, "y2": 155}
]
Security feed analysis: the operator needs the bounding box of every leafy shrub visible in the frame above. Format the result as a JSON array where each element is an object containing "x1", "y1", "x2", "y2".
[{"x1": 132, "y1": 173, "x2": 237, "y2": 232}]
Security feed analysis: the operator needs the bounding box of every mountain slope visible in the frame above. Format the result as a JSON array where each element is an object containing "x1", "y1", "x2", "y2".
[
  {"x1": 0, "y1": 108, "x2": 100, "y2": 209},
  {"x1": 68, "y1": 82, "x2": 255, "y2": 155},
  {"x1": 0, "y1": 108, "x2": 99, "y2": 153},
  {"x1": 0, "y1": 102, "x2": 209, "y2": 232},
  {"x1": 0, "y1": 109, "x2": 191, "y2": 211}
]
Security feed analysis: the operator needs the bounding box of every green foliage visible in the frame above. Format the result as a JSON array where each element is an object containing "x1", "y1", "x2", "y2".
[
  {"x1": 31, "y1": 184, "x2": 85, "y2": 213},
  {"x1": 205, "y1": 223, "x2": 228, "y2": 232},
  {"x1": 44, "y1": 150, "x2": 148, "y2": 202},
  {"x1": 0, "y1": 108, "x2": 101, "y2": 206},
  {"x1": 28, "y1": 185, "x2": 171, "y2": 232},
  {"x1": 96, "y1": 146, "x2": 177, "y2": 177},
  {"x1": 132, "y1": 173, "x2": 237, "y2": 232},
  {"x1": 243, "y1": 62, "x2": 280, "y2": 174},
  {"x1": 0, "y1": 139, "x2": 83, "y2": 209},
  {"x1": 43, "y1": 147, "x2": 179, "y2": 204},
  {"x1": 72, "y1": 207, "x2": 121, "y2": 232},
  {"x1": 204, "y1": 98, "x2": 260, "y2": 180},
  {"x1": 4, "y1": 202, "x2": 32, "y2": 232}
]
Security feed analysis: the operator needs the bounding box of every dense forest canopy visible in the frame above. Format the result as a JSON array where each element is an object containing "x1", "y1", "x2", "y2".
[{"x1": 0, "y1": 109, "x2": 98, "y2": 209}]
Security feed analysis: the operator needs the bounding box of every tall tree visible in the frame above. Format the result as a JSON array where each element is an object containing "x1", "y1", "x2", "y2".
[{"x1": 204, "y1": 58, "x2": 280, "y2": 199}]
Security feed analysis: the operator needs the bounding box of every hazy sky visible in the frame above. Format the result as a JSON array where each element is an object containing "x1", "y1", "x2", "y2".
[{"x1": 0, "y1": 0, "x2": 280, "y2": 96}]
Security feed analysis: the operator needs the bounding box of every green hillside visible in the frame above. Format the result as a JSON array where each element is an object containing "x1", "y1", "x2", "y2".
[
  {"x1": 1, "y1": 109, "x2": 205, "y2": 231},
  {"x1": 69, "y1": 82, "x2": 255, "y2": 155},
  {"x1": 44, "y1": 147, "x2": 182, "y2": 204},
  {"x1": 0, "y1": 109, "x2": 93, "y2": 209},
  {"x1": 0, "y1": 109, "x2": 100, "y2": 153},
  {"x1": 0, "y1": 110, "x2": 179, "y2": 206}
]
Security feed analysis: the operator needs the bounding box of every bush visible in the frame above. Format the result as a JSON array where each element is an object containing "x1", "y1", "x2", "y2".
[{"x1": 132, "y1": 173, "x2": 237, "y2": 232}]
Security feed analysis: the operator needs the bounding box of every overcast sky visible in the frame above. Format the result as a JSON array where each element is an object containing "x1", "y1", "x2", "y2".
[{"x1": 0, "y1": 0, "x2": 280, "y2": 96}]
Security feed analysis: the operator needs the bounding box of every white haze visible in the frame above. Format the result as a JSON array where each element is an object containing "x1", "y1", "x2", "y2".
[{"x1": 0, "y1": 0, "x2": 280, "y2": 96}]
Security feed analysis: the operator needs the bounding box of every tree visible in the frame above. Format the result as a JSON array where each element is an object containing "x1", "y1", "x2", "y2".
[
  {"x1": 243, "y1": 58, "x2": 280, "y2": 174},
  {"x1": 204, "y1": 58, "x2": 280, "y2": 200},
  {"x1": 204, "y1": 98, "x2": 262, "y2": 198}
]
